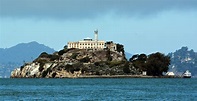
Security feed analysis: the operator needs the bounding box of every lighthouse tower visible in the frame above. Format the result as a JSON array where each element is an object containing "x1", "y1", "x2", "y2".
[
  {"x1": 94, "y1": 29, "x2": 98, "y2": 49},
  {"x1": 94, "y1": 29, "x2": 98, "y2": 41}
]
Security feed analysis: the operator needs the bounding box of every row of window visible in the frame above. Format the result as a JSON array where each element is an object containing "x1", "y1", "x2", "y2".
[
  {"x1": 69, "y1": 43, "x2": 104, "y2": 46},
  {"x1": 80, "y1": 47, "x2": 103, "y2": 49},
  {"x1": 68, "y1": 44, "x2": 104, "y2": 48},
  {"x1": 68, "y1": 46, "x2": 103, "y2": 49},
  {"x1": 80, "y1": 43, "x2": 104, "y2": 46}
]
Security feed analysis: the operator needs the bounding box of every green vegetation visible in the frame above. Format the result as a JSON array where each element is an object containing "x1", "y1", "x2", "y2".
[
  {"x1": 129, "y1": 54, "x2": 147, "y2": 71},
  {"x1": 64, "y1": 63, "x2": 81, "y2": 73},
  {"x1": 79, "y1": 57, "x2": 90, "y2": 63},
  {"x1": 116, "y1": 44, "x2": 125, "y2": 55},
  {"x1": 58, "y1": 48, "x2": 75, "y2": 55},
  {"x1": 123, "y1": 66, "x2": 130, "y2": 74},
  {"x1": 106, "y1": 49, "x2": 112, "y2": 61},
  {"x1": 122, "y1": 62, "x2": 131, "y2": 74},
  {"x1": 81, "y1": 67, "x2": 88, "y2": 74},
  {"x1": 109, "y1": 61, "x2": 125, "y2": 68},
  {"x1": 71, "y1": 53, "x2": 78, "y2": 59},
  {"x1": 129, "y1": 52, "x2": 170, "y2": 76},
  {"x1": 58, "y1": 49, "x2": 65, "y2": 55},
  {"x1": 146, "y1": 52, "x2": 170, "y2": 76},
  {"x1": 42, "y1": 67, "x2": 53, "y2": 78},
  {"x1": 34, "y1": 52, "x2": 59, "y2": 63},
  {"x1": 39, "y1": 52, "x2": 49, "y2": 58},
  {"x1": 50, "y1": 54, "x2": 59, "y2": 61}
]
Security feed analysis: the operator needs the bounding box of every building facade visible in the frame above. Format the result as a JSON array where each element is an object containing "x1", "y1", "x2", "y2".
[
  {"x1": 68, "y1": 30, "x2": 106, "y2": 50},
  {"x1": 68, "y1": 39, "x2": 105, "y2": 50}
]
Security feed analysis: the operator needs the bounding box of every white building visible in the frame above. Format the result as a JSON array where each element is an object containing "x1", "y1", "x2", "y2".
[{"x1": 67, "y1": 30, "x2": 105, "y2": 50}]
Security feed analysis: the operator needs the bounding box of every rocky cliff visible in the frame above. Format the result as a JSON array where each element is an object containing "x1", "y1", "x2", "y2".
[{"x1": 11, "y1": 48, "x2": 138, "y2": 78}]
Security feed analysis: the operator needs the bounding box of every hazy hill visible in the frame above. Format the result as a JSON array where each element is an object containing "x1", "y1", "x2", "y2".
[
  {"x1": 0, "y1": 41, "x2": 55, "y2": 63},
  {"x1": 0, "y1": 41, "x2": 55, "y2": 78},
  {"x1": 125, "y1": 52, "x2": 132, "y2": 60},
  {"x1": 168, "y1": 47, "x2": 197, "y2": 76}
]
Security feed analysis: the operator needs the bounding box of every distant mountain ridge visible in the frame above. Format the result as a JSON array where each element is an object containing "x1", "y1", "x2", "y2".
[
  {"x1": 0, "y1": 41, "x2": 55, "y2": 78},
  {"x1": 125, "y1": 52, "x2": 132, "y2": 60},
  {"x1": 0, "y1": 41, "x2": 55, "y2": 63},
  {"x1": 168, "y1": 47, "x2": 197, "y2": 76}
]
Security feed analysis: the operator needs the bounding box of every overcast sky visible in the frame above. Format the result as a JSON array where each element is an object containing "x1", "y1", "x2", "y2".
[{"x1": 0, "y1": 0, "x2": 197, "y2": 54}]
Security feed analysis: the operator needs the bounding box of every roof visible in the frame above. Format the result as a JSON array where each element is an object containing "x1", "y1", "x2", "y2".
[{"x1": 84, "y1": 37, "x2": 92, "y2": 40}]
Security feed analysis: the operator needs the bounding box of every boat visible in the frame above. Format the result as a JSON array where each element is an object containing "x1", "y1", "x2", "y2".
[{"x1": 182, "y1": 70, "x2": 192, "y2": 78}]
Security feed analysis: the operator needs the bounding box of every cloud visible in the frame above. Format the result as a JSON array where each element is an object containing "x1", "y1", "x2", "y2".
[{"x1": 0, "y1": 0, "x2": 197, "y2": 19}]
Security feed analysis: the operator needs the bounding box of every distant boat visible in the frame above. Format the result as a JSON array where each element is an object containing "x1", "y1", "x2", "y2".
[{"x1": 182, "y1": 70, "x2": 191, "y2": 78}]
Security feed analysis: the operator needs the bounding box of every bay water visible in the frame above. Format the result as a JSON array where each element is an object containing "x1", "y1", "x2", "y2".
[{"x1": 0, "y1": 78, "x2": 197, "y2": 100}]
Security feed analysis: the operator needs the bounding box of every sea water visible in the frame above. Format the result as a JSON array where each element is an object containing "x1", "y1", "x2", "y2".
[{"x1": 0, "y1": 78, "x2": 197, "y2": 100}]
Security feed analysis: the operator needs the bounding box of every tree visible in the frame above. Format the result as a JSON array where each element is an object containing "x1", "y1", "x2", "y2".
[
  {"x1": 138, "y1": 54, "x2": 147, "y2": 61},
  {"x1": 64, "y1": 45, "x2": 68, "y2": 49},
  {"x1": 58, "y1": 49, "x2": 65, "y2": 55},
  {"x1": 129, "y1": 54, "x2": 147, "y2": 71},
  {"x1": 129, "y1": 52, "x2": 170, "y2": 76},
  {"x1": 146, "y1": 52, "x2": 170, "y2": 76},
  {"x1": 129, "y1": 54, "x2": 139, "y2": 62},
  {"x1": 123, "y1": 62, "x2": 131, "y2": 74},
  {"x1": 39, "y1": 52, "x2": 49, "y2": 58}
]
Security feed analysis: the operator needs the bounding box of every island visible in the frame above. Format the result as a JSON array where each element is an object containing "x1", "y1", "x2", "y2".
[{"x1": 11, "y1": 30, "x2": 170, "y2": 78}]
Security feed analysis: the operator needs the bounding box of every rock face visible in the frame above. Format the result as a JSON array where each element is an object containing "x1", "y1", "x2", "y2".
[{"x1": 11, "y1": 48, "x2": 138, "y2": 78}]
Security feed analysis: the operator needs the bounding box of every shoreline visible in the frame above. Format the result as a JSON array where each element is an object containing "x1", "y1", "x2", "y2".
[
  {"x1": 9, "y1": 75, "x2": 187, "y2": 78},
  {"x1": 67, "y1": 75, "x2": 183, "y2": 78}
]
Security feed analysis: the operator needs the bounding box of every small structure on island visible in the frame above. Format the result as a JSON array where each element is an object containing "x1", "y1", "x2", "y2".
[
  {"x1": 105, "y1": 41, "x2": 117, "y2": 51},
  {"x1": 67, "y1": 30, "x2": 117, "y2": 51},
  {"x1": 166, "y1": 72, "x2": 175, "y2": 76},
  {"x1": 142, "y1": 71, "x2": 147, "y2": 76}
]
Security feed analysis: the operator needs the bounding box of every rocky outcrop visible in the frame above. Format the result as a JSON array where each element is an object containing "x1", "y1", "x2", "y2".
[{"x1": 11, "y1": 48, "x2": 139, "y2": 78}]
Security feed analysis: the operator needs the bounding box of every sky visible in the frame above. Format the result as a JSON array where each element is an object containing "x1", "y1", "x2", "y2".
[{"x1": 0, "y1": 0, "x2": 197, "y2": 54}]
